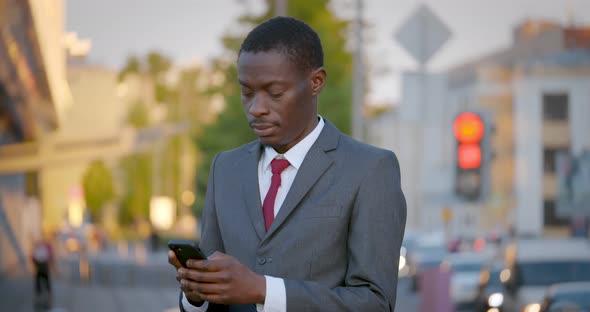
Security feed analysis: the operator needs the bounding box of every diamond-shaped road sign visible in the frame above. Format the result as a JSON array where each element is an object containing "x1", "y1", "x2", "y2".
[{"x1": 395, "y1": 4, "x2": 452, "y2": 65}]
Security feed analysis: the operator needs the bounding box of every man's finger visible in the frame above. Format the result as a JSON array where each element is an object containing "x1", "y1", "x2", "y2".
[
  {"x1": 208, "y1": 251, "x2": 228, "y2": 260},
  {"x1": 181, "y1": 279, "x2": 226, "y2": 295},
  {"x1": 199, "y1": 293, "x2": 227, "y2": 304},
  {"x1": 180, "y1": 287, "x2": 210, "y2": 305},
  {"x1": 179, "y1": 268, "x2": 231, "y2": 284},
  {"x1": 180, "y1": 283, "x2": 193, "y2": 294},
  {"x1": 168, "y1": 250, "x2": 182, "y2": 269},
  {"x1": 187, "y1": 259, "x2": 224, "y2": 271},
  {"x1": 176, "y1": 269, "x2": 186, "y2": 284}
]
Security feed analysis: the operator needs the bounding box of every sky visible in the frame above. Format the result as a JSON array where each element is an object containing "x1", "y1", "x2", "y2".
[{"x1": 66, "y1": 0, "x2": 590, "y2": 104}]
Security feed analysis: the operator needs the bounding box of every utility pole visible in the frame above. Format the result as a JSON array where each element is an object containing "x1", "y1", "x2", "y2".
[
  {"x1": 275, "y1": 0, "x2": 287, "y2": 16},
  {"x1": 352, "y1": 0, "x2": 365, "y2": 141},
  {"x1": 394, "y1": 4, "x2": 451, "y2": 230}
]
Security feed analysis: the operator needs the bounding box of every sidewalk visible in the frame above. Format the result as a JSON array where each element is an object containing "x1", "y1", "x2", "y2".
[
  {"x1": 1, "y1": 247, "x2": 182, "y2": 312},
  {"x1": 0, "y1": 274, "x2": 181, "y2": 312}
]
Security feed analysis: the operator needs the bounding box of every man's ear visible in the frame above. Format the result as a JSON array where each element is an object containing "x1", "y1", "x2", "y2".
[{"x1": 310, "y1": 67, "x2": 327, "y2": 96}]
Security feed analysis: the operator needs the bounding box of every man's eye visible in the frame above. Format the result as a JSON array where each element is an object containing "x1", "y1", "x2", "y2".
[{"x1": 269, "y1": 91, "x2": 284, "y2": 99}]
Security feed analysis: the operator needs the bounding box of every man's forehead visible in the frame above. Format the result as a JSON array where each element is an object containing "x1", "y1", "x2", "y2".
[
  {"x1": 238, "y1": 50, "x2": 292, "y2": 67},
  {"x1": 238, "y1": 51, "x2": 301, "y2": 83}
]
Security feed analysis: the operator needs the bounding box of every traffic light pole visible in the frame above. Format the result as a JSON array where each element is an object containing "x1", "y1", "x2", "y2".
[{"x1": 415, "y1": 69, "x2": 426, "y2": 231}]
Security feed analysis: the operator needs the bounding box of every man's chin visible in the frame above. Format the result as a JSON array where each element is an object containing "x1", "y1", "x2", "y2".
[
  {"x1": 258, "y1": 137, "x2": 287, "y2": 150},
  {"x1": 258, "y1": 136, "x2": 277, "y2": 146}
]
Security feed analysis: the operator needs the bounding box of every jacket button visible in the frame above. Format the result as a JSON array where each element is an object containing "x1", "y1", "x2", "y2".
[{"x1": 257, "y1": 257, "x2": 267, "y2": 265}]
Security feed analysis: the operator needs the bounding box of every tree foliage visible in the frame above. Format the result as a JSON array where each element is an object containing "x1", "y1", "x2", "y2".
[
  {"x1": 118, "y1": 100, "x2": 153, "y2": 225},
  {"x1": 117, "y1": 53, "x2": 210, "y2": 224},
  {"x1": 118, "y1": 55, "x2": 140, "y2": 81},
  {"x1": 82, "y1": 160, "x2": 115, "y2": 223},
  {"x1": 118, "y1": 153, "x2": 153, "y2": 225}
]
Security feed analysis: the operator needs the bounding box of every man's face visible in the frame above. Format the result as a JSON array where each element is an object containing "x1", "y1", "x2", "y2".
[{"x1": 237, "y1": 50, "x2": 325, "y2": 154}]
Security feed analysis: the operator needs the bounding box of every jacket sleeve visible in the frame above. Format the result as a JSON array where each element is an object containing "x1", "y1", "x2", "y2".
[{"x1": 284, "y1": 151, "x2": 407, "y2": 311}]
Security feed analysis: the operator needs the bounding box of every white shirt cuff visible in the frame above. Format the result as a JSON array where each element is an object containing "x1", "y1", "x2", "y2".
[
  {"x1": 256, "y1": 275, "x2": 286, "y2": 312},
  {"x1": 182, "y1": 293, "x2": 209, "y2": 312}
]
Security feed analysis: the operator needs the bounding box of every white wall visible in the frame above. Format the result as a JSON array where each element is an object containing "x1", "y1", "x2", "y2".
[
  {"x1": 569, "y1": 79, "x2": 590, "y2": 156},
  {"x1": 0, "y1": 174, "x2": 28, "y2": 274},
  {"x1": 513, "y1": 74, "x2": 590, "y2": 236},
  {"x1": 29, "y1": 0, "x2": 73, "y2": 126},
  {"x1": 513, "y1": 79, "x2": 544, "y2": 236}
]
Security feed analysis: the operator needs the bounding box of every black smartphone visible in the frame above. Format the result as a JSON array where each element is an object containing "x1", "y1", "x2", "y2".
[{"x1": 168, "y1": 240, "x2": 207, "y2": 268}]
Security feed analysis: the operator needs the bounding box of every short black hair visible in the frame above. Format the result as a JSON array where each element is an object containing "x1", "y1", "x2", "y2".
[{"x1": 239, "y1": 16, "x2": 324, "y2": 72}]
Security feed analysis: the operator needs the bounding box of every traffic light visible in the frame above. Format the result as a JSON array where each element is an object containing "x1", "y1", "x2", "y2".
[{"x1": 454, "y1": 112, "x2": 486, "y2": 200}]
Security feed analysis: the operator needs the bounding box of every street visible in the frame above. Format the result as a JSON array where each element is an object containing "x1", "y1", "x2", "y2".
[
  {"x1": 395, "y1": 278, "x2": 420, "y2": 311},
  {"x1": 0, "y1": 274, "x2": 181, "y2": 312},
  {"x1": 2, "y1": 276, "x2": 423, "y2": 312},
  {"x1": 0, "y1": 249, "x2": 181, "y2": 312},
  {"x1": 0, "y1": 248, "x2": 423, "y2": 312}
]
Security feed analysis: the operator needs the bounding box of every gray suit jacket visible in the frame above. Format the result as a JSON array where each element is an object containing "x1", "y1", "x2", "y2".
[{"x1": 183, "y1": 120, "x2": 406, "y2": 312}]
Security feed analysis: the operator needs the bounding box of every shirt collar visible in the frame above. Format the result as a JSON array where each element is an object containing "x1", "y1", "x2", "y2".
[{"x1": 262, "y1": 116, "x2": 325, "y2": 171}]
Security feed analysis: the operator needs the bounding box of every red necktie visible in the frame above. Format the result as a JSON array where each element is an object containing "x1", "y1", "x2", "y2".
[{"x1": 262, "y1": 158, "x2": 291, "y2": 231}]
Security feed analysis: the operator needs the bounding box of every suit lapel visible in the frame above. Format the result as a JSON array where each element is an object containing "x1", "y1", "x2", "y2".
[
  {"x1": 263, "y1": 121, "x2": 340, "y2": 242},
  {"x1": 241, "y1": 142, "x2": 266, "y2": 241}
]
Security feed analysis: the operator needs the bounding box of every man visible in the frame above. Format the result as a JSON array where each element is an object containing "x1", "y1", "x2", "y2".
[
  {"x1": 32, "y1": 235, "x2": 55, "y2": 308},
  {"x1": 169, "y1": 16, "x2": 406, "y2": 312}
]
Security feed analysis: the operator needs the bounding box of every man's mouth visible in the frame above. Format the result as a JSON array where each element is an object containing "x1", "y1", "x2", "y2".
[{"x1": 251, "y1": 123, "x2": 276, "y2": 137}]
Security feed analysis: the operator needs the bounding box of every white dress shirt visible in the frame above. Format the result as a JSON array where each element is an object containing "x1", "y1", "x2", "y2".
[{"x1": 183, "y1": 117, "x2": 325, "y2": 312}]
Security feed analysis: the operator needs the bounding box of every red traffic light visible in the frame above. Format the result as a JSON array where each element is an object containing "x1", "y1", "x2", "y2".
[
  {"x1": 454, "y1": 112, "x2": 484, "y2": 144},
  {"x1": 458, "y1": 143, "x2": 482, "y2": 169}
]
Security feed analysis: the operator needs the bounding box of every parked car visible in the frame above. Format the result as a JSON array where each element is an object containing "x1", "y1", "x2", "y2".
[
  {"x1": 474, "y1": 260, "x2": 507, "y2": 311},
  {"x1": 540, "y1": 282, "x2": 590, "y2": 312},
  {"x1": 443, "y1": 252, "x2": 488, "y2": 310},
  {"x1": 408, "y1": 245, "x2": 447, "y2": 291},
  {"x1": 502, "y1": 239, "x2": 590, "y2": 312},
  {"x1": 399, "y1": 233, "x2": 418, "y2": 278},
  {"x1": 405, "y1": 231, "x2": 448, "y2": 291}
]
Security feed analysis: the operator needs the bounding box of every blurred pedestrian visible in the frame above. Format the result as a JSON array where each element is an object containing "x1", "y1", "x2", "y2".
[
  {"x1": 571, "y1": 216, "x2": 589, "y2": 238},
  {"x1": 31, "y1": 234, "x2": 55, "y2": 308},
  {"x1": 169, "y1": 16, "x2": 406, "y2": 312},
  {"x1": 149, "y1": 226, "x2": 160, "y2": 252}
]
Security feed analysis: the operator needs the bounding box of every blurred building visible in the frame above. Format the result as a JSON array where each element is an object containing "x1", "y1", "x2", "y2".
[
  {"x1": 0, "y1": 0, "x2": 194, "y2": 275},
  {"x1": 513, "y1": 50, "x2": 590, "y2": 237},
  {"x1": 39, "y1": 61, "x2": 156, "y2": 232},
  {"x1": 370, "y1": 20, "x2": 590, "y2": 238},
  {"x1": 0, "y1": 0, "x2": 69, "y2": 274},
  {"x1": 447, "y1": 20, "x2": 590, "y2": 237}
]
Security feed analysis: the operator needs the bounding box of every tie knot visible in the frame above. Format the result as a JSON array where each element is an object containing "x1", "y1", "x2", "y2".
[{"x1": 271, "y1": 158, "x2": 290, "y2": 174}]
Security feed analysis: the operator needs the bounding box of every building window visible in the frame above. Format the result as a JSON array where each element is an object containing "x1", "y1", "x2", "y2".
[
  {"x1": 543, "y1": 148, "x2": 569, "y2": 173},
  {"x1": 544, "y1": 200, "x2": 569, "y2": 226},
  {"x1": 543, "y1": 93, "x2": 569, "y2": 121}
]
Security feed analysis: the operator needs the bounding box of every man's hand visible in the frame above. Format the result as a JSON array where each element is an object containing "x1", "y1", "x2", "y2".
[
  {"x1": 177, "y1": 251, "x2": 266, "y2": 305},
  {"x1": 168, "y1": 250, "x2": 205, "y2": 305}
]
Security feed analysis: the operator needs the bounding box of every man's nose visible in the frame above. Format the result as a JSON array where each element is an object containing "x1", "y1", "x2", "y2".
[{"x1": 248, "y1": 93, "x2": 269, "y2": 117}]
